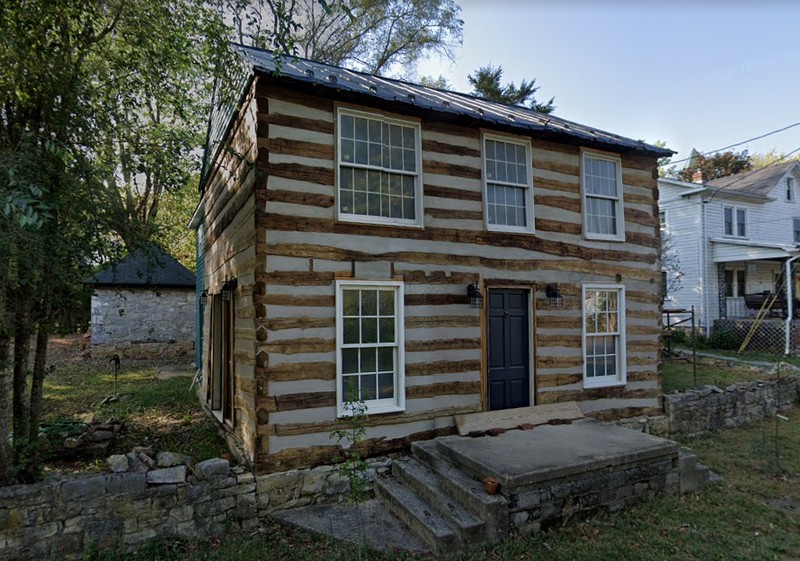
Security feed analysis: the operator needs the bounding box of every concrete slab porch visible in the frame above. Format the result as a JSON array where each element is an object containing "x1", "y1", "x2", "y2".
[{"x1": 273, "y1": 419, "x2": 713, "y2": 557}]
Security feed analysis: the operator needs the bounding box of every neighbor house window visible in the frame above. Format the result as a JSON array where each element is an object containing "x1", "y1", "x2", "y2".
[
  {"x1": 336, "y1": 280, "x2": 405, "y2": 415},
  {"x1": 582, "y1": 152, "x2": 624, "y2": 241},
  {"x1": 483, "y1": 135, "x2": 533, "y2": 232},
  {"x1": 794, "y1": 218, "x2": 800, "y2": 243},
  {"x1": 582, "y1": 285, "x2": 626, "y2": 388},
  {"x1": 659, "y1": 211, "x2": 667, "y2": 231},
  {"x1": 724, "y1": 269, "x2": 746, "y2": 298},
  {"x1": 337, "y1": 109, "x2": 422, "y2": 226},
  {"x1": 723, "y1": 206, "x2": 747, "y2": 238},
  {"x1": 788, "y1": 177, "x2": 794, "y2": 201}
]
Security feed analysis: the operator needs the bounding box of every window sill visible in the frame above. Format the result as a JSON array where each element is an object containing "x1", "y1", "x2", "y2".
[
  {"x1": 583, "y1": 380, "x2": 626, "y2": 390},
  {"x1": 487, "y1": 224, "x2": 535, "y2": 235},
  {"x1": 584, "y1": 233, "x2": 625, "y2": 243},
  {"x1": 337, "y1": 214, "x2": 424, "y2": 229},
  {"x1": 337, "y1": 404, "x2": 404, "y2": 418}
]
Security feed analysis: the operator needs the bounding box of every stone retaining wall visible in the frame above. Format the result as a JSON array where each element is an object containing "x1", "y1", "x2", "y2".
[{"x1": 0, "y1": 454, "x2": 389, "y2": 561}]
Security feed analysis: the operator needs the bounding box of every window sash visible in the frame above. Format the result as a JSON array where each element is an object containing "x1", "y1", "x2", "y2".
[
  {"x1": 336, "y1": 281, "x2": 405, "y2": 415},
  {"x1": 338, "y1": 110, "x2": 421, "y2": 225},
  {"x1": 582, "y1": 285, "x2": 626, "y2": 387},
  {"x1": 794, "y1": 218, "x2": 800, "y2": 243},
  {"x1": 788, "y1": 177, "x2": 794, "y2": 201},
  {"x1": 484, "y1": 135, "x2": 533, "y2": 232},
  {"x1": 582, "y1": 154, "x2": 623, "y2": 239},
  {"x1": 723, "y1": 206, "x2": 747, "y2": 238}
]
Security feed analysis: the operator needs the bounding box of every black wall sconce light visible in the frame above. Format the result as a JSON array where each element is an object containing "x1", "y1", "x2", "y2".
[
  {"x1": 199, "y1": 290, "x2": 208, "y2": 306},
  {"x1": 467, "y1": 282, "x2": 483, "y2": 309},
  {"x1": 546, "y1": 283, "x2": 563, "y2": 308},
  {"x1": 221, "y1": 279, "x2": 237, "y2": 302}
]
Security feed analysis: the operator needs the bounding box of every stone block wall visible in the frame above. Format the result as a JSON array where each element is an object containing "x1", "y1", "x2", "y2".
[
  {"x1": 91, "y1": 288, "x2": 195, "y2": 361},
  {"x1": 0, "y1": 455, "x2": 390, "y2": 561},
  {"x1": 662, "y1": 375, "x2": 800, "y2": 436}
]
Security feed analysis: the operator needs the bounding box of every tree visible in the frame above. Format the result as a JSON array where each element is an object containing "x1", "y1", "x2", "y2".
[
  {"x1": 0, "y1": 0, "x2": 226, "y2": 482},
  {"x1": 468, "y1": 64, "x2": 555, "y2": 113},
  {"x1": 677, "y1": 149, "x2": 753, "y2": 182},
  {"x1": 226, "y1": 0, "x2": 464, "y2": 77},
  {"x1": 418, "y1": 75, "x2": 452, "y2": 90},
  {"x1": 750, "y1": 149, "x2": 800, "y2": 170}
]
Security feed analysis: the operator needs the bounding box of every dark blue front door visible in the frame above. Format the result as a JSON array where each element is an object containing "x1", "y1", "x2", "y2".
[{"x1": 488, "y1": 289, "x2": 530, "y2": 411}]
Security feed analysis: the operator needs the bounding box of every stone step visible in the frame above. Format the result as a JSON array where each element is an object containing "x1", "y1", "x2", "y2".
[
  {"x1": 374, "y1": 476, "x2": 459, "y2": 557},
  {"x1": 412, "y1": 440, "x2": 508, "y2": 538},
  {"x1": 392, "y1": 457, "x2": 488, "y2": 547},
  {"x1": 678, "y1": 450, "x2": 711, "y2": 493}
]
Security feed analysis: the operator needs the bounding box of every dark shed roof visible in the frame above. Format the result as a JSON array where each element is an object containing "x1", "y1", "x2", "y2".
[
  {"x1": 86, "y1": 245, "x2": 195, "y2": 288},
  {"x1": 201, "y1": 45, "x2": 673, "y2": 187},
  {"x1": 706, "y1": 161, "x2": 799, "y2": 198}
]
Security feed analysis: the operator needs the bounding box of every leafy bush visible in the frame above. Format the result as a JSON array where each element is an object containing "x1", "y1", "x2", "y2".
[{"x1": 708, "y1": 326, "x2": 738, "y2": 350}]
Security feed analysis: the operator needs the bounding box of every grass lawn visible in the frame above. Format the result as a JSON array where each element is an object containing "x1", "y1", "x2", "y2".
[
  {"x1": 91, "y1": 411, "x2": 800, "y2": 561},
  {"x1": 41, "y1": 337, "x2": 227, "y2": 470}
]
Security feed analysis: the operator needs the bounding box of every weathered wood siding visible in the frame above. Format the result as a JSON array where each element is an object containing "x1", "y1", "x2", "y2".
[
  {"x1": 252, "y1": 81, "x2": 662, "y2": 472},
  {"x1": 199, "y1": 80, "x2": 260, "y2": 463}
]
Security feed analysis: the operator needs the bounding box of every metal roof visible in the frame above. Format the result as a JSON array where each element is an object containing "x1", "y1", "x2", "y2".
[
  {"x1": 231, "y1": 44, "x2": 673, "y2": 158},
  {"x1": 705, "y1": 161, "x2": 799, "y2": 198},
  {"x1": 86, "y1": 245, "x2": 195, "y2": 288}
]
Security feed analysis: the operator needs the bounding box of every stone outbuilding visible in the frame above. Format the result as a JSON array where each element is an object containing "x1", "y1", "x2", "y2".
[{"x1": 86, "y1": 245, "x2": 195, "y2": 361}]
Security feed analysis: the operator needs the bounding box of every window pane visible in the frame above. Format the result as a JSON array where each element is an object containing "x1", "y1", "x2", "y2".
[
  {"x1": 403, "y1": 127, "x2": 414, "y2": 149},
  {"x1": 342, "y1": 375, "x2": 358, "y2": 401},
  {"x1": 339, "y1": 190, "x2": 354, "y2": 214},
  {"x1": 379, "y1": 290, "x2": 395, "y2": 315},
  {"x1": 361, "y1": 318, "x2": 378, "y2": 343},
  {"x1": 361, "y1": 290, "x2": 377, "y2": 315},
  {"x1": 368, "y1": 119, "x2": 381, "y2": 142},
  {"x1": 355, "y1": 140, "x2": 368, "y2": 164},
  {"x1": 341, "y1": 115, "x2": 354, "y2": 138},
  {"x1": 403, "y1": 197, "x2": 415, "y2": 220},
  {"x1": 341, "y1": 140, "x2": 354, "y2": 162},
  {"x1": 343, "y1": 290, "x2": 359, "y2": 315},
  {"x1": 378, "y1": 347, "x2": 394, "y2": 371},
  {"x1": 354, "y1": 117, "x2": 368, "y2": 140},
  {"x1": 379, "y1": 318, "x2": 395, "y2": 343},
  {"x1": 378, "y1": 372, "x2": 394, "y2": 399},
  {"x1": 343, "y1": 318, "x2": 359, "y2": 344},
  {"x1": 342, "y1": 349, "x2": 359, "y2": 374},
  {"x1": 360, "y1": 374, "x2": 376, "y2": 401},
  {"x1": 402, "y1": 175, "x2": 415, "y2": 198},
  {"x1": 361, "y1": 348, "x2": 377, "y2": 372}
]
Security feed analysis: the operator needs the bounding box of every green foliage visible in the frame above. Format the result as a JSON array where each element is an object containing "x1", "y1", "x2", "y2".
[
  {"x1": 153, "y1": 177, "x2": 199, "y2": 271},
  {"x1": 231, "y1": 0, "x2": 464, "y2": 77},
  {"x1": 468, "y1": 64, "x2": 555, "y2": 113},
  {"x1": 708, "y1": 326, "x2": 739, "y2": 350},
  {"x1": 330, "y1": 400, "x2": 370, "y2": 505},
  {"x1": 676, "y1": 149, "x2": 753, "y2": 182}
]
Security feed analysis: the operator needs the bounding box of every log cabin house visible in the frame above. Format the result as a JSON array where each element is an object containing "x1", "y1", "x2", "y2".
[{"x1": 189, "y1": 44, "x2": 672, "y2": 473}]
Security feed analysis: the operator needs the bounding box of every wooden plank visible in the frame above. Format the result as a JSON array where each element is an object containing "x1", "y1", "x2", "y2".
[{"x1": 454, "y1": 401, "x2": 584, "y2": 436}]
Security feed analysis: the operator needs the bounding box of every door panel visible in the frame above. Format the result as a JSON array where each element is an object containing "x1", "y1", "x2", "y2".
[{"x1": 487, "y1": 289, "x2": 531, "y2": 411}]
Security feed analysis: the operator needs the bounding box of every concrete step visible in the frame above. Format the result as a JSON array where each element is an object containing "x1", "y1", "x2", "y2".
[
  {"x1": 393, "y1": 457, "x2": 488, "y2": 546},
  {"x1": 374, "y1": 476, "x2": 459, "y2": 556},
  {"x1": 412, "y1": 440, "x2": 508, "y2": 538},
  {"x1": 678, "y1": 450, "x2": 711, "y2": 493}
]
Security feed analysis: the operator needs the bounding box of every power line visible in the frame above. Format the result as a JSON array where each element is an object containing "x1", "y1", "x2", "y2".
[
  {"x1": 659, "y1": 121, "x2": 800, "y2": 168},
  {"x1": 704, "y1": 146, "x2": 800, "y2": 204}
]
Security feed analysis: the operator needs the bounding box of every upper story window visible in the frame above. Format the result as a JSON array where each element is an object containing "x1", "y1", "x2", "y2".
[
  {"x1": 788, "y1": 177, "x2": 795, "y2": 201},
  {"x1": 659, "y1": 211, "x2": 667, "y2": 231},
  {"x1": 483, "y1": 135, "x2": 534, "y2": 232},
  {"x1": 582, "y1": 152, "x2": 625, "y2": 241},
  {"x1": 794, "y1": 218, "x2": 800, "y2": 244},
  {"x1": 723, "y1": 205, "x2": 747, "y2": 238},
  {"x1": 337, "y1": 109, "x2": 422, "y2": 226}
]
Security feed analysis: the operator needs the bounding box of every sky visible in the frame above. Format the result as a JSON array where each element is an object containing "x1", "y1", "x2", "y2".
[{"x1": 416, "y1": 0, "x2": 800, "y2": 166}]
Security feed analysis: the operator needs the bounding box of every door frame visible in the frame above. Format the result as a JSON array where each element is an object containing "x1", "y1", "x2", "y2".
[{"x1": 481, "y1": 283, "x2": 536, "y2": 411}]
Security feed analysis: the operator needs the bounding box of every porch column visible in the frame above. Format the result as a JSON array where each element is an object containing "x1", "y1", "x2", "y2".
[{"x1": 717, "y1": 263, "x2": 727, "y2": 320}]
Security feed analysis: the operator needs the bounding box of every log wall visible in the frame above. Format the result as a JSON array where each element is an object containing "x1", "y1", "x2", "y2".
[
  {"x1": 248, "y1": 81, "x2": 663, "y2": 472},
  {"x1": 199, "y1": 80, "x2": 261, "y2": 464}
]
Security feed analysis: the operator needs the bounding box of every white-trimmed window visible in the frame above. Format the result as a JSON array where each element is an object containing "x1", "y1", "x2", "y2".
[
  {"x1": 483, "y1": 135, "x2": 534, "y2": 232},
  {"x1": 337, "y1": 109, "x2": 422, "y2": 226},
  {"x1": 788, "y1": 177, "x2": 794, "y2": 201},
  {"x1": 794, "y1": 218, "x2": 800, "y2": 243},
  {"x1": 723, "y1": 205, "x2": 747, "y2": 238},
  {"x1": 336, "y1": 280, "x2": 405, "y2": 415},
  {"x1": 582, "y1": 152, "x2": 624, "y2": 241},
  {"x1": 582, "y1": 285, "x2": 626, "y2": 388}
]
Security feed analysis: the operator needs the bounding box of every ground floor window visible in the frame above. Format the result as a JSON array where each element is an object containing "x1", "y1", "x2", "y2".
[
  {"x1": 582, "y1": 284, "x2": 626, "y2": 388},
  {"x1": 335, "y1": 280, "x2": 405, "y2": 416}
]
